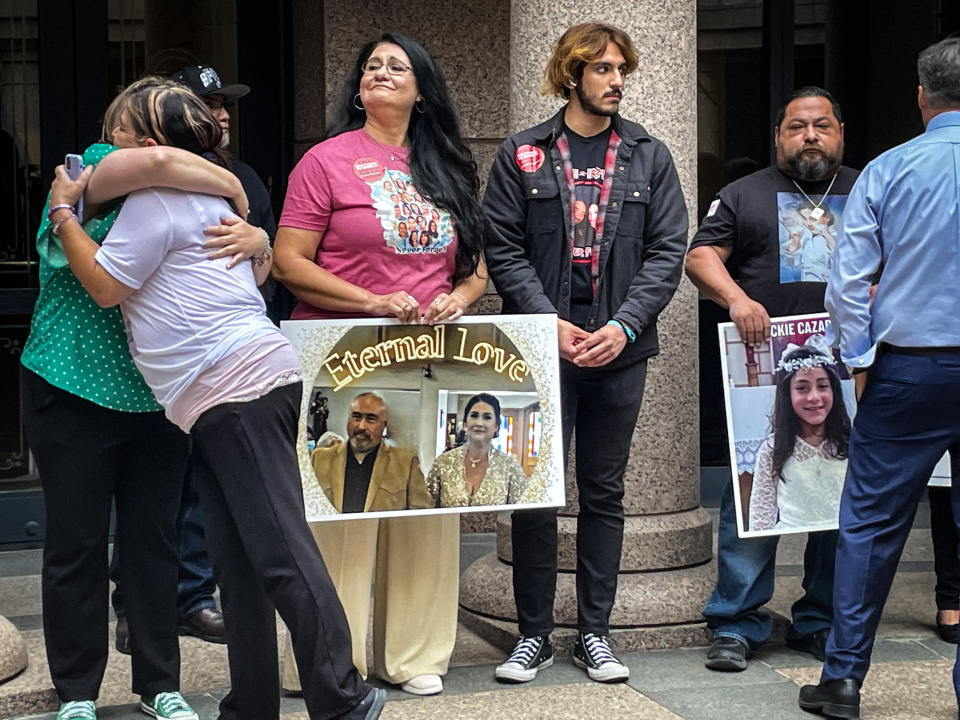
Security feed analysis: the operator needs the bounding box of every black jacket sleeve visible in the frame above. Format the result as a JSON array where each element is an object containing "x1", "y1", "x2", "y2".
[
  {"x1": 481, "y1": 140, "x2": 558, "y2": 316},
  {"x1": 614, "y1": 141, "x2": 688, "y2": 335}
]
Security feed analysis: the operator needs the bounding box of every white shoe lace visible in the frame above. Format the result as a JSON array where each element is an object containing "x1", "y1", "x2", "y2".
[
  {"x1": 153, "y1": 692, "x2": 193, "y2": 717},
  {"x1": 59, "y1": 701, "x2": 96, "y2": 720},
  {"x1": 505, "y1": 635, "x2": 542, "y2": 666},
  {"x1": 582, "y1": 633, "x2": 620, "y2": 666}
]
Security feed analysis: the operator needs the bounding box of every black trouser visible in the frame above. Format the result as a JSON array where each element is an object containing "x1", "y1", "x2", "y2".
[
  {"x1": 929, "y1": 485, "x2": 960, "y2": 612},
  {"x1": 189, "y1": 382, "x2": 368, "y2": 720},
  {"x1": 20, "y1": 367, "x2": 185, "y2": 701},
  {"x1": 512, "y1": 359, "x2": 647, "y2": 637},
  {"x1": 110, "y1": 466, "x2": 219, "y2": 622}
]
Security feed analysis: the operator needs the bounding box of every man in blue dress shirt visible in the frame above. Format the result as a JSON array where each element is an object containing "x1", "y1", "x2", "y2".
[{"x1": 799, "y1": 36, "x2": 960, "y2": 719}]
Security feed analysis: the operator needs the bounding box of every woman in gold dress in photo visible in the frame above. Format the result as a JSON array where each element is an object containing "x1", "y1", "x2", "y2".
[{"x1": 427, "y1": 393, "x2": 526, "y2": 507}]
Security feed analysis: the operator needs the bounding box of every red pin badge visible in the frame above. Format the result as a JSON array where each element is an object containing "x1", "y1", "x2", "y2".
[
  {"x1": 352, "y1": 156, "x2": 386, "y2": 182},
  {"x1": 515, "y1": 144, "x2": 545, "y2": 173}
]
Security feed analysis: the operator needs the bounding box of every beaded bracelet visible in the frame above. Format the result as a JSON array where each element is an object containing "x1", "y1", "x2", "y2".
[{"x1": 47, "y1": 204, "x2": 74, "y2": 221}]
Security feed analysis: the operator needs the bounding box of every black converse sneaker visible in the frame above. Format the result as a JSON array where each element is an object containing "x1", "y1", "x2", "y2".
[
  {"x1": 494, "y1": 635, "x2": 554, "y2": 683},
  {"x1": 573, "y1": 631, "x2": 629, "y2": 682}
]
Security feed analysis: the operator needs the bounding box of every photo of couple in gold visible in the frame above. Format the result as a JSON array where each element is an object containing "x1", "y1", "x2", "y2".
[
  {"x1": 310, "y1": 390, "x2": 531, "y2": 513},
  {"x1": 283, "y1": 315, "x2": 565, "y2": 521}
]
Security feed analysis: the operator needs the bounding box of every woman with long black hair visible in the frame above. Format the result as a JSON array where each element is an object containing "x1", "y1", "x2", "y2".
[{"x1": 273, "y1": 32, "x2": 486, "y2": 696}]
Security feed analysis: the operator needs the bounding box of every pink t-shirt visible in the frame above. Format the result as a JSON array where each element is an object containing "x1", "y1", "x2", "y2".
[{"x1": 279, "y1": 129, "x2": 458, "y2": 320}]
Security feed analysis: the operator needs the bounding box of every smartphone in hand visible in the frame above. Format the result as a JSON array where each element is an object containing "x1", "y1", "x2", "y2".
[{"x1": 65, "y1": 153, "x2": 84, "y2": 223}]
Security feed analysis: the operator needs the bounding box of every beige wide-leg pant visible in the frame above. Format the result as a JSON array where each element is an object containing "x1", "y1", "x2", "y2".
[{"x1": 281, "y1": 513, "x2": 460, "y2": 688}]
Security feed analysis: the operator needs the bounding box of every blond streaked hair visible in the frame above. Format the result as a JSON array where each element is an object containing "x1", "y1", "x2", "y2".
[
  {"x1": 100, "y1": 76, "x2": 172, "y2": 143},
  {"x1": 543, "y1": 23, "x2": 639, "y2": 100},
  {"x1": 101, "y1": 76, "x2": 227, "y2": 166}
]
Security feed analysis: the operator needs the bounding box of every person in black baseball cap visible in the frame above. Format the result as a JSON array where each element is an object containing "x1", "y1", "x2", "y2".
[
  {"x1": 170, "y1": 65, "x2": 250, "y2": 100},
  {"x1": 170, "y1": 65, "x2": 250, "y2": 148}
]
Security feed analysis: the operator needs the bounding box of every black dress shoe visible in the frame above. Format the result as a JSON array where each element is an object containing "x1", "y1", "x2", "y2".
[
  {"x1": 786, "y1": 627, "x2": 830, "y2": 661},
  {"x1": 115, "y1": 615, "x2": 131, "y2": 655},
  {"x1": 799, "y1": 678, "x2": 860, "y2": 719},
  {"x1": 704, "y1": 636, "x2": 749, "y2": 672},
  {"x1": 937, "y1": 615, "x2": 960, "y2": 644},
  {"x1": 178, "y1": 608, "x2": 227, "y2": 644}
]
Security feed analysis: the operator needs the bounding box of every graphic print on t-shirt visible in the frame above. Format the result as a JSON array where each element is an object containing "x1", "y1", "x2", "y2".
[
  {"x1": 571, "y1": 166, "x2": 603, "y2": 265},
  {"x1": 776, "y1": 192, "x2": 848, "y2": 283},
  {"x1": 367, "y1": 168, "x2": 454, "y2": 255}
]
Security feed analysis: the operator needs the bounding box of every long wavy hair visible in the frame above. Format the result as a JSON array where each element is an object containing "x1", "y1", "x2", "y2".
[
  {"x1": 770, "y1": 347, "x2": 850, "y2": 481},
  {"x1": 542, "y1": 23, "x2": 638, "y2": 99},
  {"x1": 327, "y1": 32, "x2": 484, "y2": 284}
]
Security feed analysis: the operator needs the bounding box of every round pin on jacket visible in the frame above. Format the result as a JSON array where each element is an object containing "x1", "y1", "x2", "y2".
[{"x1": 515, "y1": 144, "x2": 545, "y2": 173}]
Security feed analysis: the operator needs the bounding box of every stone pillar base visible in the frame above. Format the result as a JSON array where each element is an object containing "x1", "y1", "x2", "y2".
[
  {"x1": 494, "y1": 511, "x2": 714, "y2": 572},
  {"x1": 0, "y1": 616, "x2": 26, "y2": 684},
  {"x1": 459, "y1": 611, "x2": 710, "y2": 656},
  {"x1": 460, "y1": 551, "x2": 715, "y2": 645},
  {"x1": 459, "y1": 561, "x2": 712, "y2": 655}
]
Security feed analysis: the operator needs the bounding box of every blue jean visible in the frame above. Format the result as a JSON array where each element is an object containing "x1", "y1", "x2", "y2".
[
  {"x1": 704, "y1": 480, "x2": 837, "y2": 647},
  {"x1": 112, "y1": 469, "x2": 216, "y2": 620},
  {"x1": 822, "y1": 351, "x2": 960, "y2": 700}
]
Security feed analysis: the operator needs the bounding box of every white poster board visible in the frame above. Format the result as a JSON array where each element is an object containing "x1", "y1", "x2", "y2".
[{"x1": 720, "y1": 312, "x2": 951, "y2": 537}]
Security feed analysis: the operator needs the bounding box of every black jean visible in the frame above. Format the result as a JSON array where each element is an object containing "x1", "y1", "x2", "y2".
[
  {"x1": 511, "y1": 359, "x2": 647, "y2": 637},
  {"x1": 189, "y1": 382, "x2": 368, "y2": 720},
  {"x1": 929, "y1": 485, "x2": 960, "y2": 612},
  {"x1": 20, "y1": 367, "x2": 186, "y2": 701}
]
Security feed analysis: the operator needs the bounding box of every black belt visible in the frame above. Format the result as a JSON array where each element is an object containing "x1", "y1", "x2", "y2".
[{"x1": 879, "y1": 342, "x2": 960, "y2": 356}]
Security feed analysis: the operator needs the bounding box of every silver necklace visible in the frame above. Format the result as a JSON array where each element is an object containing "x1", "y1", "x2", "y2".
[
  {"x1": 365, "y1": 128, "x2": 407, "y2": 162},
  {"x1": 791, "y1": 173, "x2": 838, "y2": 220}
]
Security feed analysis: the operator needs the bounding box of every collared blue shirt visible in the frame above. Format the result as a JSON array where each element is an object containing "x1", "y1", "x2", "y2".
[{"x1": 825, "y1": 110, "x2": 960, "y2": 369}]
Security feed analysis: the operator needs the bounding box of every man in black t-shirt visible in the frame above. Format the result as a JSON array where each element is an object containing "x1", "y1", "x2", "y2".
[
  {"x1": 484, "y1": 23, "x2": 687, "y2": 685},
  {"x1": 686, "y1": 87, "x2": 857, "y2": 672}
]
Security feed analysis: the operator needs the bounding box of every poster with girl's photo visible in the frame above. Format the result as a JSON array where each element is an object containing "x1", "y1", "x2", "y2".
[
  {"x1": 720, "y1": 312, "x2": 951, "y2": 537},
  {"x1": 720, "y1": 313, "x2": 856, "y2": 537}
]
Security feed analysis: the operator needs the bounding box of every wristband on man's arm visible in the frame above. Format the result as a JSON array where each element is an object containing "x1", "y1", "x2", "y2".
[{"x1": 607, "y1": 319, "x2": 636, "y2": 343}]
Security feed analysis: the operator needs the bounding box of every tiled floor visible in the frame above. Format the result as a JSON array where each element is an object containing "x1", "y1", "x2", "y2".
[{"x1": 3, "y1": 507, "x2": 957, "y2": 720}]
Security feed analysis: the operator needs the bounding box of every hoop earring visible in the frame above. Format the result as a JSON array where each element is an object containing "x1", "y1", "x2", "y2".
[
  {"x1": 353, "y1": 93, "x2": 364, "y2": 111},
  {"x1": 415, "y1": 98, "x2": 425, "y2": 114}
]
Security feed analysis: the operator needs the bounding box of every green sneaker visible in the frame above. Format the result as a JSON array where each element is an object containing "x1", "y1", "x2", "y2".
[
  {"x1": 139, "y1": 691, "x2": 199, "y2": 720},
  {"x1": 57, "y1": 701, "x2": 96, "y2": 719}
]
